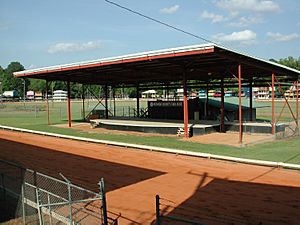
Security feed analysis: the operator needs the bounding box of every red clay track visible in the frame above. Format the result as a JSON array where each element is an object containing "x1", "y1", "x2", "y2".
[{"x1": 1, "y1": 129, "x2": 300, "y2": 224}]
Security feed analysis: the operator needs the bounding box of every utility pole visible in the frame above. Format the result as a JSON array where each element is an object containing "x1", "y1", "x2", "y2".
[{"x1": 23, "y1": 79, "x2": 26, "y2": 104}]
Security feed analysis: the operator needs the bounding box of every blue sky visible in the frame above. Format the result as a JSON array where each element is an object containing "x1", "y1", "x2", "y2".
[{"x1": 1, "y1": 0, "x2": 300, "y2": 69}]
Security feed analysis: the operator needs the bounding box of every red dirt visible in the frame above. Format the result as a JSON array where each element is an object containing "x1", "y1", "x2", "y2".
[{"x1": 1, "y1": 129, "x2": 300, "y2": 224}]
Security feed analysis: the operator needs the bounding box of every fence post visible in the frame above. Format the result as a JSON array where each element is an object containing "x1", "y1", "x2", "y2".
[
  {"x1": 21, "y1": 182, "x2": 26, "y2": 225},
  {"x1": 21, "y1": 168, "x2": 26, "y2": 225},
  {"x1": 156, "y1": 195, "x2": 160, "y2": 225},
  {"x1": 47, "y1": 193, "x2": 53, "y2": 225},
  {"x1": 59, "y1": 173, "x2": 72, "y2": 225},
  {"x1": 68, "y1": 181, "x2": 72, "y2": 225},
  {"x1": 99, "y1": 178, "x2": 108, "y2": 225},
  {"x1": 34, "y1": 172, "x2": 43, "y2": 225}
]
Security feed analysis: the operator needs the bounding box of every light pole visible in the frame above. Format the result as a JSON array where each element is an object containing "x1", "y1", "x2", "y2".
[{"x1": 23, "y1": 79, "x2": 26, "y2": 102}]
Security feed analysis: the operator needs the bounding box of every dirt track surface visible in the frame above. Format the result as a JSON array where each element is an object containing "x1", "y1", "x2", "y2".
[{"x1": 1, "y1": 129, "x2": 300, "y2": 224}]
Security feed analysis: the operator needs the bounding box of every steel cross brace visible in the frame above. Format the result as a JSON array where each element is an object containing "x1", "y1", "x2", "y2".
[{"x1": 85, "y1": 86, "x2": 113, "y2": 120}]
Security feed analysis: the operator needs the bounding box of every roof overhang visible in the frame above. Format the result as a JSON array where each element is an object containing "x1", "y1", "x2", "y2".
[{"x1": 14, "y1": 43, "x2": 300, "y2": 86}]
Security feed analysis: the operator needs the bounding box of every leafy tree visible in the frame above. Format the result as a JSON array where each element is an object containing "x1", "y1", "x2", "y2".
[
  {"x1": 71, "y1": 83, "x2": 82, "y2": 98},
  {"x1": 127, "y1": 87, "x2": 137, "y2": 98},
  {"x1": 278, "y1": 56, "x2": 300, "y2": 71},
  {"x1": 270, "y1": 57, "x2": 300, "y2": 91},
  {"x1": 28, "y1": 79, "x2": 46, "y2": 93},
  {"x1": 1, "y1": 62, "x2": 26, "y2": 97},
  {"x1": 271, "y1": 56, "x2": 300, "y2": 71},
  {"x1": 52, "y1": 81, "x2": 66, "y2": 91}
]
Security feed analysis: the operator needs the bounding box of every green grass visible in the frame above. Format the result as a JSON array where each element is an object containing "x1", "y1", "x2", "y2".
[{"x1": 0, "y1": 99, "x2": 300, "y2": 165}]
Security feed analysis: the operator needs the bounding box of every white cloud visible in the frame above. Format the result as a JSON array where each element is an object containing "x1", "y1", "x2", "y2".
[
  {"x1": 229, "y1": 16, "x2": 263, "y2": 27},
  {"x1": 216, "y1": 0, "x2": 280, "y2": 13},
  {"x1": 160, "y1": 5, "x2": 180, "y2": 14},
  {"x1": 213, "y1": 29, "x2": 257, "y2": 43},
  {"x1": 267, "y1": 32, "x2": 300, "y2": 42},
  {"x1": 48, "y1": 41, "x2": 102, "y2": 54},
  {"x1": 201, "y1": 10, "x2": 225, "y2": 23},
  {"x1": 229, "y1": 11, "x2": 239, "y2": 18}
]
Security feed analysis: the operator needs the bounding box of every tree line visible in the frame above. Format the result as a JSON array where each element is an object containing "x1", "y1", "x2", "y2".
[
  {"x1": 0, "y1": 62, "x2": 106, "y2": 98},
  {"x1": 1, "y1": 56, "x2": 300, "y2": 98}
]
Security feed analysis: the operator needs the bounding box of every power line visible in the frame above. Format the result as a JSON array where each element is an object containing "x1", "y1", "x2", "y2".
[{"x1": 104, "y1": 0, "x2": 219, "y2": 45}]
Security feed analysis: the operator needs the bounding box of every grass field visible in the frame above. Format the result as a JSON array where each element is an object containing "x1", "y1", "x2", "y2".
[{"x1": 0, "y1": 97, "x2": 300, "y2": 164}]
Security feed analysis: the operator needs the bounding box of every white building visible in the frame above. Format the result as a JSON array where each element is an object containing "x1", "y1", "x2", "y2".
[
  {"x1": 141, "y1": 90, "x2": 156, "y2": 98},
  {"x1": 26, "y1": 90, "x2": 35, "y2": 100},
  {"x1": 254, "y1": 87, "x2": 275, "y2": 100},
  {"x1": 257, "y1": 87, "x2": 270, "y2": 99},
  {"x1": 53, "y1": 90, "x2": 67, "y2": 101}
]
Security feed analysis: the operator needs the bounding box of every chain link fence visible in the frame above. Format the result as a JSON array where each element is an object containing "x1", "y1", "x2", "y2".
[
  {"x1": 0, "y1": 100, "x2": 148, "y2": 124},
  {"x1": 0, "y1": 159, "x2": 117, "y2": 225}
]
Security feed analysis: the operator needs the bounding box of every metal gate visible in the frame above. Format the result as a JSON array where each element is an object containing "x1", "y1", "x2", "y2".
[{"x1": 0, "y1": 159, "x2": 117, "y2": 225}]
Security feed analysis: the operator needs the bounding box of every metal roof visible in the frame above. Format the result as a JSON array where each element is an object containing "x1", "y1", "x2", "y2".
[{"x1": 14, "y1": 43, "x2": 300, "y2": 85}]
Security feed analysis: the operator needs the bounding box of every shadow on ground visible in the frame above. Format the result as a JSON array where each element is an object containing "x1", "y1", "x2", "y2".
[
  {"x1": 0, "y1": 138, "x2": 165, "y2": 223},
  {"x1": 0, "y1": 138, "x2": 164, "y2": 192},
  {"x1": 153, "y1": 172, "x2": 300, "y2": 225}
]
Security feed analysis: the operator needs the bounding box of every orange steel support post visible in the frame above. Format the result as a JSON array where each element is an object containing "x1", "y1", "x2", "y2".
[
  {"x1": 183, "y1": 71, "x2": 189, "y2": 138},
  {"x1": 220, "y1": 77, "x2": 225, "y2": 132},
  {"x1": 296, "y1": 80, "x2": 299, "y2": 132},
  {"x1": 113, "y1": 87, "x2": 116, "y2": 117},
  {"x1": 45, "y1": 80, "x2": 50, "y2": 125},
  {"x1": 105, "y1": 84, "x2": 108, "y2": 119},
  {"x1": 82, "y1": 84, "x2": 85, "y2": 121},
  {"x1": 271, "y1": 73, "x2": 275, "y2": 135},
  {"x1": 136, "y1": 84, "x2": 140, "y2": 118},
  {"x1": 67, "y1": 81, "x2": 72, "y2": 127},
  {"x1": 238, "y1": 64, "x2": 243, "y2": 144},
  {"x1": 205, "y1": 83, "x2": 209, "y2": 119},
  {"x1": 249, "y1": 79, "x2": 253, "y2": 121}
]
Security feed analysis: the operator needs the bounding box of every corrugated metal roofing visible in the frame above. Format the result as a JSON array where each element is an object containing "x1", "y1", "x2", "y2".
[
  {"x1": 13, "y1": 43, "x2": 300, "y2": 85},
  {"x1": 14, "y1": 43, "x2": 215, "y2": 76}
]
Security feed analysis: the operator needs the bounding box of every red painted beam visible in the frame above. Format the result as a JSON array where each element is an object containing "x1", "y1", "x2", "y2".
[
  {"x1": 136, "y1": 84, "x2": 140, "y2": 118},
  {"x1": 271, "y1": 73, "x2": 275, "y2": 135},
  {"x1": 105, "y1": 84, "x2": 109, "y2": 119},
  {"x1": 220, "y1": 77, "x2": 225, "y2": 132},
  {"x1": 249, "y1": 80, "x2": 253, "y2": 121},
  {"x1": 46, "y1": 80, "x2": 50, "y2": 125},
  {"x1": 296, "y1": 80, "x2": 299, "y2": 131},
  {"x1": 67, "y1": 81, "x2": 72, "y2": 127},
  {"x1": 82, "y1": 84, "x2": 85, "y2": 121},
  {"x1": 183, "y1": 71, "x2": 189, "y2": 138},
  {"x1": 238, "y1": 64, "x2": 243, "y2": 144}
]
